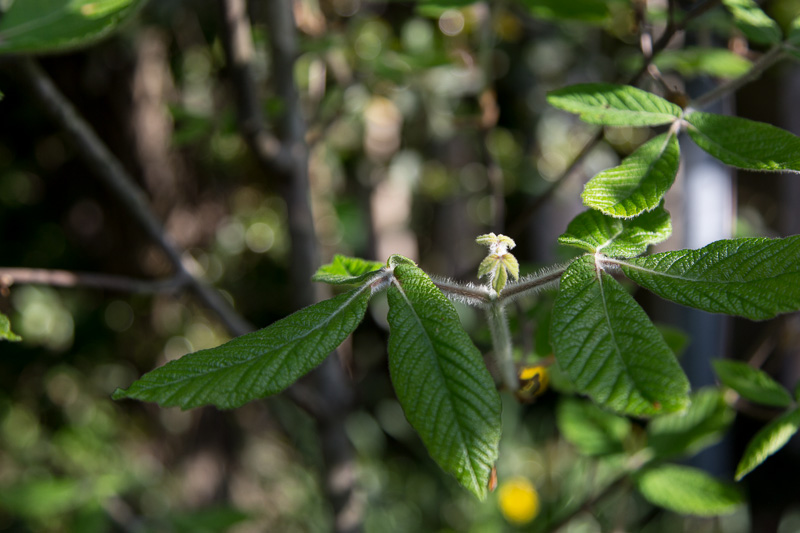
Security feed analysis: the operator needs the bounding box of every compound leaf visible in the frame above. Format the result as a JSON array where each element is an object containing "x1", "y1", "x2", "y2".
[
  {"x1": 112, "y1": 285, "x2": 372, "y2": 409},
  {"x1": 713, "y1": 359, "x2": 792, "y2": 407},
  {"x1": 582, "y1": 132, "x2": 680, "y2": 218},
  {"x1": 0, "y1": 0, "x2": 144, "y2": 55},
  {"x1": 685, "y1": 112, "x2": 800, "y2": 173},
  {"x1": 558, "y1": 206, "x2": 672, "y2": 258},
  {"x1": 648, "y1": 387, "x2": 734, "y2": 459},
  {"x1": 736, "y1": 408, "x2": 800, "y2": 480},
  {"x1": 636, "y1": 465, "x2": 743, "y2": 516},
  {"x1": 619, "y1": 236, "x2": 800, "y2": 320},
  {"x1": 386, "y1": 255, "x2": 501, "y2": 500},
  {"x1": 547, "y1": 83, "x2": 682, "y2": 126},
  {"x1": 551, "y1": 256, "x2": 690, "y2": 416},
  {"x1": 721, "y1": 0, "x2": 782, "y2": 45},
  {"x1": 312, "y1": 255, "x2": 384, "y2": 285},
  {"x1": 0, "y1": 313, "x2": 21, "y2": 342}
]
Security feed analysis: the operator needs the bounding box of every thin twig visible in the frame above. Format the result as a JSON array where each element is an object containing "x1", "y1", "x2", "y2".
[
  {"x1": 13, "y1": 57, "x2": 252, "y2": 337},
  {"x1": 0, "y1": 268, "x2": 186, "y2": 294},
  {"x1": 689, "y1": 44, "x2": 786, "y2": 109},
  {"x1": 264, "y1": 0, "x2": 321, "y2": 310},
  {"x1": 218, "y1": 0, "x2": 289, "y2": 176}
]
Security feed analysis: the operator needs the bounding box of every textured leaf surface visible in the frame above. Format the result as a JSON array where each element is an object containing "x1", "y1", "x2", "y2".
[
  {"x1": 686, "y1": 112, "x2": 800, "y2": 173},
  {"x1": 736, "y1": 408, "x2": 800, "y2": 480},
  {"x1": 312, "y1": 255, "x2": 384, "y2": 285},
  {"x1": 721, "y1": 0, "x2": 782, "y2": 45},
  {"x1": 112, "y1": 286, "x2": 372, "y2": 409},
  {"x1": 582, "y1": 133, "x2": 679, "y2": 218},
  {"x1": 557, "y1": 397, "x2": 631, "y2": 456},
  {"x1": 648, "y1": 388, "x2": 734, "y2": 459},
  {"x1": 386, "y1": 256, "x2": 501, "y2": 500},
  {"x1": 620, "y1": 236, "x2": 800, "y2": 320},
  {"x1": 0, "y1": 313, "x2": 21, "y2": 342},
  {"x1": 0, "y1": 0, "x2": 143, "y2": 54},
  {"x1": 550, "y1": 256, "x2": 690, "y2": 416},
  {"x1": 558, "y1": 206, "x2": 671, "y2": 258},
  {"x1": 636, "y1": 465, "x2": 743, "y2": 516},
  {"x1": 713, "y1": 359, "x2": 792, "y2": 407},
  {"x1": 547, "y1": 83, "x2": 681, "y2": 126}
]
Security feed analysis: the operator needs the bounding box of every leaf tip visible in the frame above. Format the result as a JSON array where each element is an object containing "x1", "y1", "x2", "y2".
[{"x1": 110, "y1": 387, "x2": 129, "y2": 401}]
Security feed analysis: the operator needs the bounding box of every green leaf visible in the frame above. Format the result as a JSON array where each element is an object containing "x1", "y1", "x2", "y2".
[
  {"x1": 648, "y1": 387, "x2": 735, "y2": 459},
  {"x1": 736, "y1": 408, "x2": 800, "y2": 480},
  {"x1": 657, "y1": 324, "x2": 689, "y2": 358},
  {"x1": 169, "y1": 507, "x2": 250, "y2": 533},
  {"x1": 521, "y1": 0, "x2": 611, "y2": 23},
  {"x1": 556, "y1": 397, "x2": 631, "y2": 456},
  {"x1": 582, "y1": 133, "x2": 680, "y2": 218},
  {"x1": 0, "y1": 0, "x2": 144, "y2": 55},
  {"x1": 547, "y1": 83, "x2": 682, "y2": 126},
  {"x1": 721, "y1": 0, "x2": 782, "y2": 45},
  {"x1": 685, "y1": 112, "x2": 800, "y2": 173},
  {"x1": 0, "y1": 313, "x2": 21, "y2": 342},
  {"x1": 619, "y1": 236, "x2": 800, "y2": 320},
  {"x1": 312, "y1": 255, "x2": 384, "y2": 285},
  {"x1": 0, "y1": 478, "x2": 84, "y2": 518},
  {"x1": 636, "y1": 465, "x2": 743, "y2": 516},
  {"x1": 112, "y1": 285, "x2": 372, "y2": 409},
  {"x1": 386, "y1": 255, "x2": 501, "y2": 500},
  {"x1": 654, "y1": 47, "x2": 752, "y2": 78},
  {"x1": 788, "y1": 16, "x2": 800, "y2": 46},
  {"x1": 550, "y1": 256, "x2": 690, "y2": 416},
  {"x1": 713, "y1": 359, "x2": 793, "y2": 407},
  {"x1": 558, "y1": 206, "x2": 672, "y2": 258}
]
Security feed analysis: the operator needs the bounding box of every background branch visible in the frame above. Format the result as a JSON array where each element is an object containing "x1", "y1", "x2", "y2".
[
  {"x1": 13, "y1": 57, "x2": 253, "y2": 337},
  {"x1": 0, "y1": 268, "x2": 186, "y2": 294},
  {"x1": 218, "y1": 1, "x2": 362, "y2": 530}
]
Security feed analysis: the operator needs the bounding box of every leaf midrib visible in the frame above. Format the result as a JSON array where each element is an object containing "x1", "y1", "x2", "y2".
[
  {"x1": 390, "y1": 275, "x2": 481, "y2": 492},
  {"x1": 611, "y1": 255, "x2": 791, "y2": 284},
  {"x1": 593, "y1": 259, "x2": 638, "y2": 408}
]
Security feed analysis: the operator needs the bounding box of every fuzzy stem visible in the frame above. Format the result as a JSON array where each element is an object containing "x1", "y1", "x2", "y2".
[
  {"x1": 486, "y1": 303, "x2": 518, "y2": 391},
  {"x1": 431, "y1": 276, "x2": 493, "y2": 308},
  {"x1": 498, "y1": 263, "x2": 568, "y2": 304}
]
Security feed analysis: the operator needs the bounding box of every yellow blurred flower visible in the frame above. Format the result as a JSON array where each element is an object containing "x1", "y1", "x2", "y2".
[
  {"x1": 515, "y1": 365, "x2": 549, "y2": 403},
  {"x1": 497, "y1": 477, "x2": 540, "y2": 525}
]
